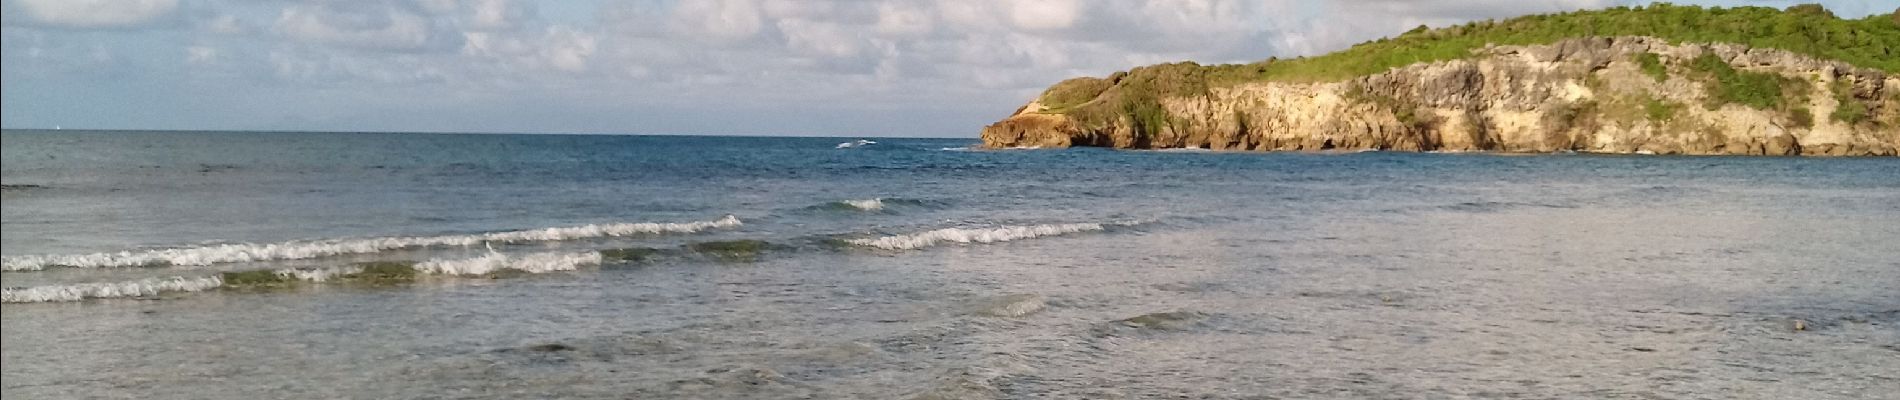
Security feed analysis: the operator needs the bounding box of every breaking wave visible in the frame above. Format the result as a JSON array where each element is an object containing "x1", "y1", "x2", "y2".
[
  {"x1": 413, "y1": 251, "x2": 603, "y2": 276},
  {"x1": 847, "y1": 222, "x2": 1134, "y2": 250},
  {"x1": 1, "y1": 216, "x2": 741, "y2": 272},
  {"x1": 2, "y1": 276, "x2": 226, "y2": 303},
  {"x1": 812, "y1": 198, "x2": 934, "y2": 213},
  {"x1": 4, "y1": 251, "x2": 605, "y2": 303},
  {"x1": 842, "y1": 198, "x2": 887, "y2": 211}
]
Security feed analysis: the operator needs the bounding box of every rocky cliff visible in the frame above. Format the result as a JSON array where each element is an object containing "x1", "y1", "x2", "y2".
[{"x1": 981, "y1": 37, "x2": 1899, "y2": 156}]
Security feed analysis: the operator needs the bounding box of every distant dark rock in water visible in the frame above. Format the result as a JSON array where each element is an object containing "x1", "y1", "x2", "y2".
[{"x1": 1109, "y1": 311, "x2": 1208, "y2": 331}]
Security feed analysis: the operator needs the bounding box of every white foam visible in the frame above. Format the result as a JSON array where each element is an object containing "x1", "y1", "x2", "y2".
[
  {"x1": 1, "y1": 215, "x2": 741, "y2": 271},
  {"x1": 848, "y1": 223, "x2": 1113, "y2": 250},
  {"x1": 2, "y1": 276, "x2": 225, "y2": 303},
  {"x1": 842, "y1": 198, "x2": 886, "y2": 211},
  {"x1": 3, "y1": 251, "x2": 615, "y2": 303},
  {"x1": 412, "y1": 251, "x2": 603, "y2": 276},
  {"x1": 276, "y1": 265, "x2": 366, "y2": 282}
]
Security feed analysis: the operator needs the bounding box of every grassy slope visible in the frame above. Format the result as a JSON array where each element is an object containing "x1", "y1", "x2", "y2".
[{"x1": 1039, "y1": 4, "x2": 1899, "y2": 116}]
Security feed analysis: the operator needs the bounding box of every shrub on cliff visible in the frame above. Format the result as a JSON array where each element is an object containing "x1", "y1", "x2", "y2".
[
  {"x1": 1246, "y1": 4, "x2": 1900, "y2": 81},
  {"x1": 1687, "y1": 54, "x2": 1796, "y2": 110},
  {"x1": 1219, "y1": 4, "x2": 1897, "y2": 83},
  {"x1": 1038, "y1": 77, "x2": 1114, "y2": 111}
]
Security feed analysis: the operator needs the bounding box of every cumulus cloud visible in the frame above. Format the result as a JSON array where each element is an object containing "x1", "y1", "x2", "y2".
[
  {"x1": 1008, "y1": 0, "x2": 1081, "y2": 30},
  {"x1": 10, "y1": 0, "x2": 178, "y2": 28},
  {"x1": 670, "y1": 0, "x2": 768, "y2": 43},
  {"x1": 273, "y1": 4, "x2": 450, "y2": 52},
  {"x1": 185, "y1": 46, "x2": 215, "y2": 63}
]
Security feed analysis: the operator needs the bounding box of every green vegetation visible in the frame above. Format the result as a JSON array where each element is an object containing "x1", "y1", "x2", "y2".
[
  {"x1": 687, "y1": 240, "x2": 774, "y2": 263},
  {"x1": 1791, "y1": 106, "x2": 1815, "y2": 128},
  {"x1": 343, "y1": 261, "x2": 419, "y2": 284},
  {"x1": 1830, "y1": 80, "x2": 1871, "y2": 124},
  {"x1": 1635, "y1": 53, "x2": 1669, "y2": 82},
  {"x1": 1686, "y1": 54, "x2": 1801, "y2": 110},
  {"x1": 1644, "y1": 96, "x2": 1682, "y2": 122},
  {"x1": 220, "y1": 270, "x2": 295, "y2": 288},
  {"x1": 1037, "y1": 77, "x2": 1115, "y2": 111},
  {"x1": 1227, "y1": 4, "x2": 1899, "y2": 83}
]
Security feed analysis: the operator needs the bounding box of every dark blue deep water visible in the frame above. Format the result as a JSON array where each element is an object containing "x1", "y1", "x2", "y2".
[{"x1": 3, "y1": 130, "x2": 1897, "y2": 398}]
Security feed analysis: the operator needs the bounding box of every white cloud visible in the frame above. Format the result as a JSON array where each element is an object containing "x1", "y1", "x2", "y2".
[
  {"x1": 670, "y1": 0, "x2": 767, "y2": 43},
  {"x1": 776, "y1": 18, "x2": 861, "y2": 59},
  {"x1": 12, "y1": 0, "x2": 178, "y2": 28},
  {"x1": 273, "y1": 4, "x2": 446, "y2": 52},
  {"x1": 465, "y1": 0, "x2": 527, "y2": 31},
  {"x1": 185, "y1": 46, "x2": 216, "y2": 64},
  {"x1": 203, "y1": 14, "x2": 245, "y2": 34},
  {"x1": 874, "y1": 2, "x2": 934, "y2": 37},
  {"x1": 539, "y1": 27, "x2": 596, "y2": 72},
  {"x1": 1009, "y1": 0, "x2": 1080, "y2": 30}
]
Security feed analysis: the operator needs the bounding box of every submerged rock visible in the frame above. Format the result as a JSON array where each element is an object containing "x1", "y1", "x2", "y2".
[
  {"x1": 599, "y1": 247, "x2": 664, "y2": 263},
  {"x1": 218, "y1": 270, "x2": 298, "y2": 289},
  {"x1": 1112, "y1": 311, "x2": 1209, "y2": 330},
  {"x1": 342, "y1": 261, "x2": 419, "y2": 284},
  {"x1": 685, "y1": 240, "x2": 777, "y2": 263},
  {"x1": 972, "y1": 294, "x2": 1047, "y2": 318},
  {"x1": 664, "y1": 365, "x2": 810, "y2": 396}
]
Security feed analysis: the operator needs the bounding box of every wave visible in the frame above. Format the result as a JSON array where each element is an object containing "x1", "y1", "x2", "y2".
[
  {"x1": 847, "y1": 222, "x2": 1132, "y2": 250},
  {"x1": 0, "y1": 264, "x2": 374, "y2": 303},
  {"x1": 4, "y1": 251, "x2": 605, "y2": 303},
  {"x1": 1, "y1": 215, "x2": 741, "y2": 272},
  {"x1": 275, "y1": 265, "x2": 366, "y2": 282},
  {"x1": 812, "y1": 197, "x2": 935, "y2": 213},
  {"x1": 1151, "y1": 147, "x2": 1213, "y2": 153},
  {"x1": 413, "y1": 251, "x2": 603, "y2": 276},
  {"x1": 842, "y1": 198, "x2": 887, "y2": 211},
  {"x1": 2, "y1": 276, "x2": 225, "y2": 303}
]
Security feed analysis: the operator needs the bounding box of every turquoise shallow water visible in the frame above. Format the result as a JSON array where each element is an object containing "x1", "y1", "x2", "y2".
[{"x1": 3, "y1": 130, "x2": 1898, "y2": 398}]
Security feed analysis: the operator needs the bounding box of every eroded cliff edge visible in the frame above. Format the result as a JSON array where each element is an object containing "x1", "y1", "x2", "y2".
[{"x1": 981, "y1": 37, "x2": 1899, "y2": 156}]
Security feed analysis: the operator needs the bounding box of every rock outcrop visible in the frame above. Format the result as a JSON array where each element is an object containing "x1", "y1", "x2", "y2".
[{"x1": 982, "y1": 37, "x2": 1899, "y2": 156}]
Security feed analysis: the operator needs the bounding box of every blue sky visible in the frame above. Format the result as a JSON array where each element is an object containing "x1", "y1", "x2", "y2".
[{"x1": 1, "y1": 0, "x2": 1887, "y2": 137}]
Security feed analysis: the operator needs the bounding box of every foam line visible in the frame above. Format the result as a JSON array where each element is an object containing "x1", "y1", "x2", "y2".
[
  {"x1": 2, "y1": 215, "x2": 740, "y2": 271},
  {"x1": 848, "y1": 222, "x2": 1116, "y2": 250}
]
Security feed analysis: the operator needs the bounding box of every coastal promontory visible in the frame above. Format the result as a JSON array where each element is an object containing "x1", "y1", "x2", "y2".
[{"x1": 981, "y1": 5, "x2": 1900, "y2": 156}]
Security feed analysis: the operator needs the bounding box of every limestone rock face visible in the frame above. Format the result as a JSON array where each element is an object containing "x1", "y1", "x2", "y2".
[{"x1": 981, "y1": 37, "x2": 1899, "y2": 156}]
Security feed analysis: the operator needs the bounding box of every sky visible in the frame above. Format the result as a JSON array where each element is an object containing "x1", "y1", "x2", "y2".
[{"x1": 0, "y1": 0, "x2": 1888, "y2": 137}]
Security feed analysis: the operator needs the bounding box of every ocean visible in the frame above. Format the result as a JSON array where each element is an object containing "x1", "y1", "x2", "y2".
[{"x1": 3, "y1": 130, "x2": 1896, "y2": 398}]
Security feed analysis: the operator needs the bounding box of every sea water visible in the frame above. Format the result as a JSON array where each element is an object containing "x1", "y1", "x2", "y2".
[{"x1": 3, "y1": 130, "x2": 1897, "y2": 398}]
